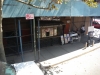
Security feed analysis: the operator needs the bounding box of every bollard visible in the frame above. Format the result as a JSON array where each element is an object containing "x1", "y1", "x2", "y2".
[
  {"x1": 84, "y1": 42, "x2": 88, "y2": 49},
  {"x1": 92, "y1": 40, "x2": 95, "y2": 47}
]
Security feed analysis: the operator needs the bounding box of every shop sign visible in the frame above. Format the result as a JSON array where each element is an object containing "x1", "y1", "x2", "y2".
[{"x1": 26, "y1": 14, "x2": 34, "y2": 20}]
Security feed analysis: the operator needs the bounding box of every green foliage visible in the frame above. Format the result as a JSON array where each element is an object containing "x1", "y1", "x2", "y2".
[
  {"x1": 26, "y1": 0, "x2": 69, "y2": 10},
  {"x1": 17, "y1": 0, "x2": 98, "y2": 10},
  {"x1": 83, "y1": 0, "x2": 98, "y2": 8}
]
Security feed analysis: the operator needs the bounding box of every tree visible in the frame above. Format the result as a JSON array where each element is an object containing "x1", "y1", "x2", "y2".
[
  {"x1": 82, "y1": 0, "x2": 98, "y2": 8},
  {"x1": 16, "y1": 0, "x2": 98, "y2": 10},
  {"x1": 16, "y1": 0, "x2": 70, "y2": 10},
  {"x1": 0, "y1": 0, "x2": 6, "y2": 62}
]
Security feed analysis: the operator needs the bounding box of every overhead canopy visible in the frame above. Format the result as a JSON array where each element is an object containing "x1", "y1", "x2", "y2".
[{"x1": 3, "y1": 0, "x2": 100, "y2": 18}]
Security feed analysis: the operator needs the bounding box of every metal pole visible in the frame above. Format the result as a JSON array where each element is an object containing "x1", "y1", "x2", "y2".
[
  {"x1": 84, "y1": 17, "x2": 86, "y2": 26},
  {"x1": 90, "y1": 17, "x2": 93, "y2": 26},
  {"x1": 70, "y1": 1, "x2": 72, "y2": 17},
  {"x1": 30, "y1": 20, "x2": 34, "y2": 51},
  {"x1": 37, "y1": 19, "x2": 40, "y2": 61},
  {"x1": 72, "y1": 17, "x2": 74, "y2": 31},
  {"x1": 33, "y1": 18, "x2": 37, "y2": 61},
  {"x1": 18, "y1": 20, "x2": 24, "y2": 62},
  {"x1": 15, "y1": 18, "x2": 20, "y2": 53}
]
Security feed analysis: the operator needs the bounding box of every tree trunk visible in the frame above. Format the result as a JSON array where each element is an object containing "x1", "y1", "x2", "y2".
[{"x1": 0, "y1": 0, "x2": 6, "y2": 62}]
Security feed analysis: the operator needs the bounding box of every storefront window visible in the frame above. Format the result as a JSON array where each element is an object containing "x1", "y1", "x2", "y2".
[
  {"x1": 42, "y1": 28, "x2": 46, "y2": 37},
  {"x1": 49, "y1": 28, "x2": 53, "y2": 36},
  {"x1": 46, "y1": 32, "x2": 50, "y2": 36},
  {"x1": 41, "y1": 26, "x2": 57, "y2": 38},
  {"x1": 54, "y1": 27, "x2": 57, "y2": 36}
]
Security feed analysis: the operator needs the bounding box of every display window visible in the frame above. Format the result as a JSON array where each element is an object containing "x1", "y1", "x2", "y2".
[{"x1": 40, "y1": 26, "x2": 57, "y2": 38}]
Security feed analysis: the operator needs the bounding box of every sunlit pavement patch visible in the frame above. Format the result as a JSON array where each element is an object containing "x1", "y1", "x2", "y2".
[{"x1": 40, "y1": 42, "x2": 100, "y2": 75}]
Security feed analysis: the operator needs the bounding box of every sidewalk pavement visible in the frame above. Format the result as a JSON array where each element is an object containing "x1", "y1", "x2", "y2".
[
  {"x1": 40, "y1": 45, "x2": 100, "y2": 75},
  {"x1": 40, "y1": 43, "x2": 100, "y2": 75},
  {"x1": 6, "y1": 31, "x2": 100, "y2": 64}
]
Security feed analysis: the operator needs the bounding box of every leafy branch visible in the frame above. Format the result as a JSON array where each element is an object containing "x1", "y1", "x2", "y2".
[
  {"x1": 16, "y1": 0, "x2": 98, "y2": 10},
  {"x1": 16, "y1": 0, "x2": 58, "y2": 10},
  {"x1": 82, "y1": 0, "x2": 98, "y2": 8}
]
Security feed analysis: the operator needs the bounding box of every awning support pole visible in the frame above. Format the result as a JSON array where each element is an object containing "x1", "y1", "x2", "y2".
[
  {"x1": 18, "y1": 20, "x2": 24, "y2": 62},
  {"x1": 37, "y1": 19, "x2": 40, "y2": 62},
  {"x1": 33, "y1": 18, "x2": 37, "y2": 61}
]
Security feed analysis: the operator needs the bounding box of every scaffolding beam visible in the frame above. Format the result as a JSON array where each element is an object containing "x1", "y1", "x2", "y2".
[
  {"x1": 18, "y1": 20, "x2": 24, "y2": 62},
  {"x1": 37, "y1": 19, "x2": 40, "y2": 62},
  {"x1": 33, "y1": 18, "x2": 37, "y2": 61}
]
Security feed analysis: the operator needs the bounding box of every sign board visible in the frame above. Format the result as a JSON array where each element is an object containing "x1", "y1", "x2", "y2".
[
  {"x1": 88, "y1": 26, "x2": 94, "y2": 32},
  {"x1": 26, "y1": 14, "x2": 34, "y2": 20}
]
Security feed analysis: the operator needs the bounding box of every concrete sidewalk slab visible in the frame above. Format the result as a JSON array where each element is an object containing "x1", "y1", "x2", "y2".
[
  {"x1": 40, "y1": 42, "x2": 100, "y2": 68},
  {"x1": 43, "y1": 48, "x2": 100, "y2": 75}
]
